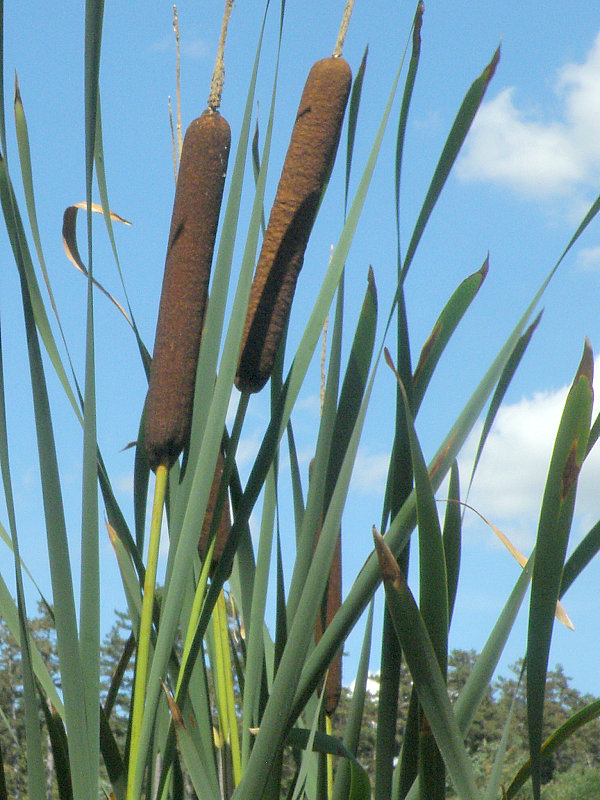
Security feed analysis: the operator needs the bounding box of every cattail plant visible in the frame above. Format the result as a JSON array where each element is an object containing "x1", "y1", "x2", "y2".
[
  {"x1": 5, "y1": 3, "x2": 600, "y2": 800},
  {"x1": 128, "y1": 3, "x2": 234, "y2": 798},
  {"x1": 235, "y1": 19, "x2": 353, "y2": 393}
]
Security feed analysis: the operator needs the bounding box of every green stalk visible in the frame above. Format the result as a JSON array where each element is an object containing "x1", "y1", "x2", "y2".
[
  {"x1": 213, "y1": 590, "x2": 242, "y2": 786},
  {"x1": 326, "y1": 714, "x2": 334, "y2": 797},
  {"x1": 127, "y1": 463, "x2": 168, "y2": 799}
]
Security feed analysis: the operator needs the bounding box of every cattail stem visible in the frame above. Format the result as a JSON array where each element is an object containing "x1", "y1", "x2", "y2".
[
  {"x1": 127, "y1": 463, "x2": 169, "y2": 800},
  {"x1": 172, "y1": 5, "x2": 182, "y2": 158},
  {"x1": 175, "y1": 540, "x2": 214, "y2": 696},
  {"x1": 326, "y1": 713, "x2": 334, "y2": 795},
  {"x1": 213, "y1": 590, "x2": 242, "y2": 785},
  {"x1": 172, "y1": 393, "x2": 248, "y2": 714},
  {"x1": 209, "y1": 0, "x2": 234, "y2": 112},
  {"x1": 333, "y1": 0, "x2": 355, "y2": 57},
  {"x1": 168, "y1": 96, "x2": 178, "y2": 182}
]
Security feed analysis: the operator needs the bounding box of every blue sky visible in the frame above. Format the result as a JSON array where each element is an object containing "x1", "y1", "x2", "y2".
[{"x1": 2, "y1": 0, "x2": 600, "y2": 703}]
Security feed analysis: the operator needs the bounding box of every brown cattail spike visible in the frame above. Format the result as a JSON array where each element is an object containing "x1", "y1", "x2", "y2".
[
  {"x1": 145, "y1": 110, "x2": 231, "y2": 470},
  {"x1": 198, "y1": 446, "x2": 232, "y2": 576},
  {"x1": 236, "y1": 56, "x2": 352, "y2": 393}
]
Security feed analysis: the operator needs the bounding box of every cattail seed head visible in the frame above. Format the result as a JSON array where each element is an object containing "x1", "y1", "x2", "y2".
[
  {"x1": 198, "y1": 446, "x2": 232, "y2": 576},
  {"x1": 236, "y1": 57, "x2": 352, "y2": 393},
  {"x1": 145, "y1": 110, "x2": 230, "y2": 470}
]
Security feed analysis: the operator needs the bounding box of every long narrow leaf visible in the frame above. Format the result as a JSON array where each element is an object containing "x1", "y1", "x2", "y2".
[
  {"x1": 401, "y1": 46, "x2": 499, "y2": 282},
  {"x1": 373, "y1": 530, "x2": 481, "y2": 800},
  {"x1": 332, "y1": 600, "x2": 374, "y2": 800},
  {"x1": 395, "y1": 1, "x2": 424, "y2": 255},
  {"x1": 0, "y1": 318, "x2": 46, "y2": 800},
  {"x1": 412, "y1": 258, "x2": 489, "y2": 412},
  {"x1": 466, "y1": 311, "x2": 541, "y2": 499},
  {"x1": 526, "y1": 340, "x2": 593, "y2": 799},
  {"x1": 0, "y1": 155, "x2": 93, "y2": 798}
]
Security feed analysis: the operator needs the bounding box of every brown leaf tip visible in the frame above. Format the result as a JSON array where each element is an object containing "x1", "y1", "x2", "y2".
[
  {"x1": 161, "y1": 680, "x2": 186, "y2": 729},
  {"x1": 383, "y1": 346, "x2": 397, "y2": 377},
  {"x1": 480, "y1": 253, "x2": 490, "y2": 279},
  {"x1": 14, "y1": 71, "x2": 21, "y2": 105},
  {"x1": 414, "y1": 2, "x2": 425, "y2": 40},
  {"x1": 575, "y1": 337, "x2": 594, "y2": 386},
  {"x1": 367, "y1": 264, "x2": 375, "y2": 290},
  {"x1": 485, "y1": 44, "x2": 501, "y2": 82},
  {"x1": 373, "y1": 526, "x2": 400, "y2": 584}
]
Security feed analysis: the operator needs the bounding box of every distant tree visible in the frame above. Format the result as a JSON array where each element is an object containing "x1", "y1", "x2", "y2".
[
  {"x1": 331, "y1": 650, "x2": 600, "y2": 797},
  {"x1": 0, "y1": 616, "x2": 26, "y2": 798},
  {"x1": 100, "y1": 607, "x2": 135, "y2": 749}
]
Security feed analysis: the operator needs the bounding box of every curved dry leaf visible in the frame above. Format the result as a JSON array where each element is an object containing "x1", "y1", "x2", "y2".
[
  {"x1": 161, "y1": 680, "x2": 185, "y2": 729},
  {"x1": 62, "y1": 201, "x2": 132, "y2": 325},
  {"x1": 445, "y1": 499, "x2": 574, "y2": 631}
]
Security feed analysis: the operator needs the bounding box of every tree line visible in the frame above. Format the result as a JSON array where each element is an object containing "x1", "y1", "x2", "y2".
[{"x1": 1, "y1": 605, "x2": 600, "y2": 798}]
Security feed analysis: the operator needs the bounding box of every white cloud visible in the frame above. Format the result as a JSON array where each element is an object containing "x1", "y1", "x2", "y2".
[
  {"x1": 458, "y1": 356, "x2": 600, "y2": 552},
  {"x1": 349, "y1": 448, "x2": 390, "y2": 497},
  {"x1": 150, "y1": 34, "x2": 208, "y2": 61},
  {"x1": 181, "y1": 37, "x2": 209, "y2": 61},
  {"x1": 348, "y1": 673, "x2": 384, "y2": 695},
  {"x1": 457, "y1": 31, "x2": 600, "y2": 200},
  {"x1": 577, "y1": 245, "x2": 600, "y2": 272},
  {"x1": 116, "y1": 473, "x2": 134, "y2": 495},
  {"x1": 235, "y1": 432, "x2": 263, "y2": 470}
]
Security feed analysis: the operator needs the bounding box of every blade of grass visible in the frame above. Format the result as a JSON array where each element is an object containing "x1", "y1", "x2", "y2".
[
  {"x1": 386, "y1": 351, "x2": 448, "y2": 667},
  {"x1": 465, "y1": 311, "x2": 541, "y2": 500},
  {"x1": 482, "y1": 676, "x2": 520, "y2": 800},
  {"x1": 81, "y1": 4, "x2": 105, "y2": 782},
  {"x1": 377, "y1": 9, "x2": 423, "y2": 778},
  {"x1": 213, "y1": 589, "x2": 241, "y2": 785},
  {"x1": 0, "y1": 0, "x2": 5, "y2": 160},
  {"x1": 412, "y1": 257, "x2": 489, "y2": 412},
  {"x1": 285, "y1": 290, "x2": 343, "y2": 628},
  {"x1": 0, "y1": 573, "x2": 63, "y2": 715},
  {"x1": 560, "y1": 517, "x2": 600, "y2": 597},
  {"x1": 94, "y1": 95, "x2": 151, "y2": 372},
  {"x1": 0, "y1": 156, "x2": 93, "y2": 799},
  {"x1": 332, "y1": 599, "x2": 374, "y2": 800},
  {"x1": 526, "y1": 340, "x2": 593, "y2": 799},
  {"x1": 39, "y1": 694, "x2": 73, "y2": 800},
  {"x1": 387, "y1": 353, "x2": 448, "y2": 800},
  {"x1": 345, "y1": 45, "x2": 368, "y2": 214},
  {"x1": 290, "y1": 690, "x2": 326, "y2": 800},
  {"x1": 374, "y1": 530, "x2": 481, "y2": 800},
  {"x1": 128, "y1": 464, "x2": 168, "y2": 799},
  {"x1": 242, "y1": 463, "x2": 277, "y2": 765},
  {"x1": 395, "y1": 1, "x2": 423, "y2": 257},
  {"x1": 401, "y1": 45, "x2": 499, "y2": 282},
  {"x1": 288, "y1": 265, "x2": 375, "y2": 629},
  {"x1": 99, "y1": 705, "x2": 126, "y2": 800},
  {"x1": 164, "y1": 684, "x2": 219, "y2": 800},
  {"x1": 442, "y1": 461, "x2": 461, "y2": 622},
  {"x1": 0, "y1": 308, "x2": 47, "y2": 800}
]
